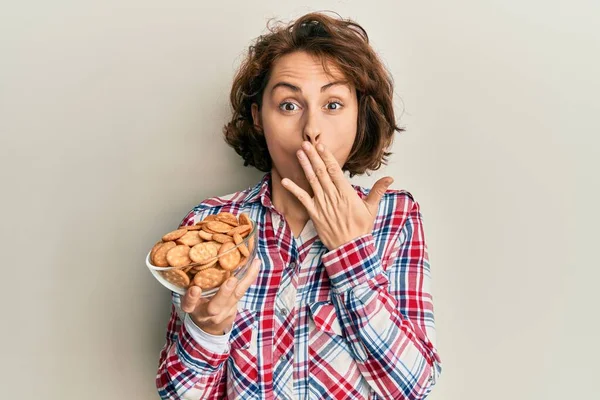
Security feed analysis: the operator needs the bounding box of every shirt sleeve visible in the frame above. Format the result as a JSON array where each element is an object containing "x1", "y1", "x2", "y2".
[
  {"x1": 184, "y1": 313, "x2": 232, "y2": 354},
  {"x1": 321, "y1": 198, "x2": 442, "y2": 400},
  {"x1": 155, "y1": 293, "x2": 229, "y2": 399}
]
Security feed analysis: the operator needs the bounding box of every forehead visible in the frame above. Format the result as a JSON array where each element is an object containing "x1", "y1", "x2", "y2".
[{"x1": 268, "y1": 51, "x2": 348, "y2": 86}]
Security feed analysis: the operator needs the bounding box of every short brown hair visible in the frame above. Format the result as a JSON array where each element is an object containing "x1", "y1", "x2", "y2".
[{"x1": 223, "y1": 11, "x2": 404, "y2": 177}]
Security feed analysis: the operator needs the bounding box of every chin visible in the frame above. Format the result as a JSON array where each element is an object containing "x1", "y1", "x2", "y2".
[{"x1": 273, "y1": 163, "x2": 307, "y2": 185}]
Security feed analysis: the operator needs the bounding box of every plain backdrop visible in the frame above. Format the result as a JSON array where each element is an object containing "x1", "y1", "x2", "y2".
[{"x1": 1, "y1": 1, "x2": 599, "y2": 399}]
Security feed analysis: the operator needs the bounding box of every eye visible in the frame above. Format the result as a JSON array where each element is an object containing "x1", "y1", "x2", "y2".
[
  {"x1": 326, "y1": 101, "x2": 343, "y2": 111},
  {"x1": 279, "y1": 102, "x2": 300, "y2": 112}
]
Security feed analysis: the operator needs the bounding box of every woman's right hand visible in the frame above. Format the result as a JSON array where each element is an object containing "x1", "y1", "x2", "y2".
[{"x1": 181, "y1": 257, "x2": 261, "y2": 336}]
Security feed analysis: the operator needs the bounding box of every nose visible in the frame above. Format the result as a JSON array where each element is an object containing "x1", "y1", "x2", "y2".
[{"x1": 302, "y1": 109, "x2": 321, "y2": 145}]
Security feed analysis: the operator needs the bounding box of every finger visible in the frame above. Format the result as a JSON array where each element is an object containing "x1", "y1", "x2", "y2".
[
  {"x1": 296, "y1": 145, "x2": 323, "y2": 199},
  {"x1": 232, "y1": 257, "x2": 261, "y2": 300},
  {"x1": 302, "y1": 141, "x2": 336, "y2": 197},
  {"x1": 204, "y1": 274, "x2": 240, "y2": 316},
  {"x1": 209, "y1": 257, "x2": 261, "y2": 316},
  {"x1": 315, "y1": 143, "x2": 350, "y2": 192},
  {"x1": 281, "y1": 177, "x2": 315, "y2": 214},
  {"x1": 364, "y1": 176, "x2": 394, "y2": 211},
  {"x1": 181, "y1": 285, "x2": 203, "y2": 313}
]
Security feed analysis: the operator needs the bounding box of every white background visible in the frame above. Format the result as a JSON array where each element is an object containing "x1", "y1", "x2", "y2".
[{"x1": 1, "y1": 1, "x2": 598, "y2": 398}]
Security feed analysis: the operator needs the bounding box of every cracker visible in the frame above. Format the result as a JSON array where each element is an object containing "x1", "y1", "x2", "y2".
[
  {"x1": 236, "y1": 256, "x2": 248, "y2": 269},
  {"x1": 150, "y1": 241, "x2": 163, "y2": 260},
  {"x1": 216, "y1": 212, "x2": 239, "y2": 227},
  {"x1": 192, "y1": 267, "x2": 230, "y2": 289},
  {"x1": 247, "y1": 235, "x2": 255, "y2": 254},
  {"x1": 239, "y1": 213, "x2": 252, "y2": 227},
  {"x1": 160, "y1": 268, "x2": 190, "y2": 288},
  {"x1": 180, "y1": 224, "x2": 202, "y2": 231},
  {"x1": 166, "y1": 245, "x2": 192, "y2": 267},
  {"x1": 206, "y1": 221, "x2": 236, "y2": 233},
  {"x1": 152, "y1": 241, "x2": 176, "y2": 267},
  {"x1": 233, "y1": 233, "x2": 250, "y2": 257},
  {"x1": 227, "y1": 224, "x2": 252, "y2": 237},
  {"x1": 190, "y1": 258, "x2": 218, "y2": 273},
  {"x1": 201, "y1": 225, "x2": 221, "y2": 235},
  {"x1": 218, "y1": 241, "x2": 241, "y2": 271},
  {"x1": 208, "y1": 241, "x2": 222, "y2": 253},
  {"x1": 175, "y1": 231, "x2": 201, "y2": 247},
  {"x1": 162, "y1": 228, "x2": 187, "y2": 242},
  {"x1": 198, "y1": 230, "x2": 213, "y2": 241},
  {"x1": 189, "y1": 242, "x2": 218, "y2": 264},
  {"x1": 213, "y1": 233, "x2": 234, "y2": 244}
]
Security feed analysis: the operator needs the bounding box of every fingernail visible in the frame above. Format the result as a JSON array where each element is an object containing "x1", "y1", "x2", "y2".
[
  {"x1": 226, "y1": 278, "x2": 237, "y2": 288},
  {"x1": 302, "y1": 141, "x2": 311, "y2": 150},
  {"x1": 317, "y1": 144, "x2": 324, "y2": 152},
  {"x1": 189, "y1": 286, "x2": 199, "y2": 297}
]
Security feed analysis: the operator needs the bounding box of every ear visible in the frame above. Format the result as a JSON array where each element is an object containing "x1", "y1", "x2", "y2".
[{"x1": 251, "y1": 103, "x2": 262, "y2": 131}]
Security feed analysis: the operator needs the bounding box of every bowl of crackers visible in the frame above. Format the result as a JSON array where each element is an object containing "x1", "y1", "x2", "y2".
[{"x1": 146, "y1": 212, "x2": 257, "y2": 297}]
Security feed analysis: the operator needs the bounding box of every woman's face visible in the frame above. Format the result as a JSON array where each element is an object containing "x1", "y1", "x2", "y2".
[{"x1": 251, "y1": 51, "x2": 358, "y2": 188}]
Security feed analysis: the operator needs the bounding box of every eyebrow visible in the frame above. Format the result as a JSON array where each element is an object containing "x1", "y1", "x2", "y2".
[{"x1": 270, "y1": 80, "x2": 348, "y2": 94}]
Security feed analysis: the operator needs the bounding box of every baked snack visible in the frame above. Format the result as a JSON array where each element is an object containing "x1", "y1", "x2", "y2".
[{"x1": 148, "y1": 212, "x2": 255, "y2": 291}]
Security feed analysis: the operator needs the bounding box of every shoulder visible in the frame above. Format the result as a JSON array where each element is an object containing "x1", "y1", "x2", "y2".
[
  {"x1": 352, "y1": 184, "x2": 418, "y2": 215},
  {"x1": 178, "y1": 181, "x2": 263, "y2": 227},
  {"x1": 352, "y1": 183, "x2": 422, "y2": 234}
]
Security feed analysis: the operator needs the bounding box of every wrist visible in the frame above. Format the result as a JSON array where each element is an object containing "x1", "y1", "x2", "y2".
[
  {"x1": 190, "y1": 314, "x2": 228, "y2": 336},
  {"x1": 329, "y1": 231, "x2": 371, "y2": 250}
]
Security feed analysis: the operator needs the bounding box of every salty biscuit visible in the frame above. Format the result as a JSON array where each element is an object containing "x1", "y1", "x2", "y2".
[
  {"x1": 216, "y1": 212, "x2": 239, "y2": 227},
  {"x1": 227, "y1": 224, "x2": 251, "y2": 237},
  {"x1": 233, "y1": 233, "x2": 250, "y2": 257},
  {"x1": 152, "y1": 241, "x2": 176, "y2": 267},
  {"x1": 189, "y1": 242, "x2": 219, "y2": 264},
  {"x1": 192, "y1": 267, "x2": 230, "y2": 289},
  {"x1": 175, "y1": 231, "x2": 201, "y2": 247},
  {"x1": 206, "y1": 221, "x2": 236, "y2": 233},
  {"x1": 218, "y1": 242, "x2": 241, "y2": 271},
  {"x1": 239, "y1": 213, "x2": 252, "y2": 227},
  {"x1": 166, "y1": 245, "x2": 192, "y2": 267},
  {"x1": 190, "y1": 258, "x2": 218, "y2": 273},
  {"x1": 160, "y1": 268, "x2": 190, "y2": 288},
  {"x1": 150, "y1": 241, "x2": 163, "y2": 260},
  {"x1": 201, "y1": 225, "x2": 221, "y2": 235},
  {"x1": 207, "y1": 241, "x2": 222, "y2": 253},
  {"x1": 198, "y1": 230, "x2": 213, "y2": 241},
  {"x1": 162, "y1": 228, "x2": 187, "y2": 242},
  {"x1": 180, "y1": 224, "x2": 202, "y2": 231},
  {"x1": 236, "y1": 256, "x2": 248, "y2": 269},
  {"x1": 213, "y1": 233, "x2": 234, "y2": 244}
]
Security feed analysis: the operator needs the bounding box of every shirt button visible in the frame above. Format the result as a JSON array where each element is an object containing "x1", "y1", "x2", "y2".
[
  {"x1": 289, "y1": 262, "x2": 296, "y2": 269},
  {"x1": 279, "y1": 220, "x2": 285, "y2": 228}
]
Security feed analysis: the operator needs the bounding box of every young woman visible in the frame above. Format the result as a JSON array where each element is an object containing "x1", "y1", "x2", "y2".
[{"x1": 156, "y1": 12, "x2": 442, "y2": 400}]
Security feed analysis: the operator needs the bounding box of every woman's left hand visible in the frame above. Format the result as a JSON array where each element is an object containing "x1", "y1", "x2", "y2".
[{"x1": 281, "y1": 141, "x2": 394, "y2": 251}]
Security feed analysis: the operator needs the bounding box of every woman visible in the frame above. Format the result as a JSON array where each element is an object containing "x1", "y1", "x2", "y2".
[{"x1": 156, "y1": 12, "x2": 442, "y2": 400}]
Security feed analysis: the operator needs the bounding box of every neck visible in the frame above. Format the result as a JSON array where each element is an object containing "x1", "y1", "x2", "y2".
[{"x1": 270, "y1": 168, "x2": 310, "y2": 225}]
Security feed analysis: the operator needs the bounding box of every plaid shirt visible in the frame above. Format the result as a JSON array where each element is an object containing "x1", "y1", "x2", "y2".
[{"x1": 156, "y1": 172, "x2": 442, "y2": 399}]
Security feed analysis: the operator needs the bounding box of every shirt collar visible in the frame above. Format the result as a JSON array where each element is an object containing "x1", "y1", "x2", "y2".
[{"x1": 243, "y1": 171, "x2": 275, "y2": 211}]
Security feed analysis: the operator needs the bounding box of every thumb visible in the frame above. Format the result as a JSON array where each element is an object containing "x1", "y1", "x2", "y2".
[
  {"x1": 181, "y1": 285, "x2": 202, "y2": 313},
  {"x1": 365, "y1": 177, "x2": 394, "y2": 210}
]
